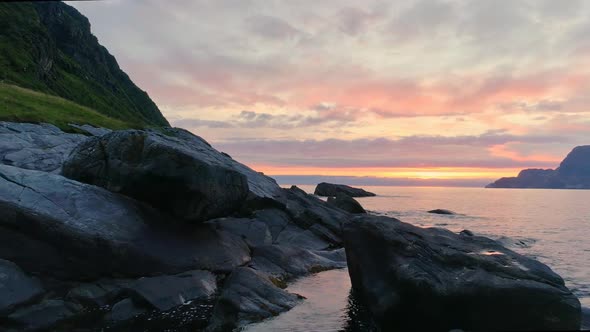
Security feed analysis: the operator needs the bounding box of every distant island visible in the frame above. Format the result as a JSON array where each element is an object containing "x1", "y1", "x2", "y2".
[{"x1": 487, "y1": 145, "x2": 590, "y2": 189}]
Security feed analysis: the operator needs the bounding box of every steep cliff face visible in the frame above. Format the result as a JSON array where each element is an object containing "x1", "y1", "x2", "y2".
[
  {"x1": 487, "y1": 145, "x2": 590, "y2": 189},
  {"x1": 0, "y1": 2, "x2": 169, "y2": 127}
]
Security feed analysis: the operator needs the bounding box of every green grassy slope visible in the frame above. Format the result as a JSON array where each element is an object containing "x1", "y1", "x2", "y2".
[
  {"x1": 0, "y1": 2, "x2": 169, "y2": 128},
  {"x1": 0, "y1": 83, "x2": 135, "y2": 131}
]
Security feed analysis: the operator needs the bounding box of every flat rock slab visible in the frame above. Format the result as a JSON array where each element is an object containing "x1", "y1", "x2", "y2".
[
  {"x1": 0, "y1": 165, "x2": 250, "y2": 279},
  {"x1": 314, "y1": 182, "x2": 376, "y2": 197},
  {"x1": 250, "y1": 245, "x2": 347, "y2": 281},
  {"x1": 0, "y1": 122, "x2": 86, "y2": 173},
  {"x1": 127, "y1": 270, "x2": 217, "y2": 311},
  {"x1": 206, "y1": 267, "x2": 302, "y2": 331},
  {"x1": 0, "y1": 259, "x2": 44, "y2": 313},
  {"x1": 342, "y1": 215, "x2": 581, "y2": 331}
]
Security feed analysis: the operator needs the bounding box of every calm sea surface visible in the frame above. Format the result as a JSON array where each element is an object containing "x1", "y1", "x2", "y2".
[{"x1": 246, "y1": 186, "x2": 590, "y2": 331}]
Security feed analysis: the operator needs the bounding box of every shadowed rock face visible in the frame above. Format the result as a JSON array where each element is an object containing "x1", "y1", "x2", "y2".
[
  {"x1": 62, "y1": 129, "x2": 283, "y2": 222},
  {"x1": 314, "y1": 182, "x2": 376, "y2": 197},
  {"x1": 0, "y1": 164, "x2": 250, "y2": 279},
  {"x1": 206, "y1": 267, "x2": 302, "y2": 332},
  {"x1": 487, "y1": 145, "x2": 590, "y2": 189},
  {"x1": 327, "y1": 194, "x2": 366, "y2": 214},
  {"x1": 0, "y1": 259, "x2": 44, "y2": 313},
  {"x1": 342, "y1": 215, "x2": 581, "y2": 331}
]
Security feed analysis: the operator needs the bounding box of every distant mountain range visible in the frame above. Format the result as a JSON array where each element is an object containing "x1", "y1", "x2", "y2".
[
  {"x1": 487, "y1": 146, "x2": 590, "y2": 189},
  {"x1": 0, "y1": 2, "x2": 169, "y2": 128}
]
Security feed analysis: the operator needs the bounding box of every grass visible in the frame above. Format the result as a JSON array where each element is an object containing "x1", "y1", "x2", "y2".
[{"x1": 0, "y1": 82, "x2": 137, "y2": 131}]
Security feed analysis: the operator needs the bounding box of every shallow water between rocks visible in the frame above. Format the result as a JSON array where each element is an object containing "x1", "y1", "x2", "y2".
[{"x1": 245, "y1": 186, "x2": 590, "y2": 331}]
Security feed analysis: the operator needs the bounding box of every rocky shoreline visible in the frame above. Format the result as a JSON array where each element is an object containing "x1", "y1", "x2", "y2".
[{"x1": 0, "y1": 121, "x2": 582, "y2": 331}]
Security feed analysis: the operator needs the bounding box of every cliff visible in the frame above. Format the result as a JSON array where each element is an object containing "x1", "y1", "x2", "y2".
[{"x1": 0, "y1": 2, "x2": 169, "y2": 127}]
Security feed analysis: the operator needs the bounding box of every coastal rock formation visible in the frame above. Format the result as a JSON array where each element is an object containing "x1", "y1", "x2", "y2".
[
  {"x1": 428, "y1": 209, "x2": 456, "y2": 215},
  {"x1": 487, "y1": 145, "x2": 590, "y2": 189},
  {"x1": 342, "y1": 215, "x2": 581, "y2": 331},
  {"x1": 206, "y1": 267, "x2": 302, "y2": 332},
  {"x1": 314, "y1": 182, "x2": 376, "y2": 197},
  {"x1": 62, "y1": 130, "x2": 250, "y2": 222},
  {"x1": 0, "y1": 122, "x2": 350, "y2": 331},
  {"x1": 0, "y1": 164, "x2": 250, "y2": 279},
  {"x1": 327, "y1": 193, "x2": 367, "y2": 214}
]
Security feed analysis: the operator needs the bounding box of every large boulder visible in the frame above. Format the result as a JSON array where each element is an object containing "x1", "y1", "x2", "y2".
[
  {"x1": 0, "y1": 122, "x2": 86, "y2": 173},
  {"x1": 327, "y1": 193, "x2": 366, "y2": 214},
  {"x1": 0, "y1": 165, "x2": 250, "y2": 280},
  {"x1": 278, "y1": 186, "x2": 348, "y2": 243},
  {"x1": 0, "y1": 259, "x2": 44, "y2": 313},
  {"x1": 314, "y1": 182, "x2": 376, "y2": 197},
  {"x1": 62, "y1": 130, "x2": 250, "y2": 222},
  {"x1": 342, "y1": 215, "x2": 581, "y2": 331},
  {"x1": 206, "y1": 267, "x2": 302, "y2": 332}
]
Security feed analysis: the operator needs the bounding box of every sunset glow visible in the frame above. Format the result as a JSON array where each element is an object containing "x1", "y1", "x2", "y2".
[{"x1": 70, "y1": 0, "x2": 590, "y2": 185}]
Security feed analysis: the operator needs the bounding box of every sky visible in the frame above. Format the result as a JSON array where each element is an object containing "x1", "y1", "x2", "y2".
[{"x1": 69, "y1": 0, "x2": 590, "y2": 186}]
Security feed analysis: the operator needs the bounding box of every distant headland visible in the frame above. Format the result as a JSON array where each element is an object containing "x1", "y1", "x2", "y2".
[{"x1": 487, "y1": 145, "x2": 590, "y2": 189}]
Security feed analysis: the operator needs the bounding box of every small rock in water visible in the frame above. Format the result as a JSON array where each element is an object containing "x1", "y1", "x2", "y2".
[
  {"x1": 428, "y1": 209, "x2": 456, "y2": 215},
  {"x1": 459, "y1": 230, "x2": 474, "y2": 236}
]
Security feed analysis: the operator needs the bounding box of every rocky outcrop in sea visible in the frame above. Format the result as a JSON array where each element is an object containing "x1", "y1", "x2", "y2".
[
  {"x1": 314, "y1": 182, "x2": 376, "y2": 197},
  {"x1": 0, "y1": 122, "x2": 348, "y2": 331}
]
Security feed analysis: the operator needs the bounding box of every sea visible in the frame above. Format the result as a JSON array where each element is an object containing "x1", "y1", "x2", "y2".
[{"x1": 245, "y1": 185, "x2": 590, "y2": 331}]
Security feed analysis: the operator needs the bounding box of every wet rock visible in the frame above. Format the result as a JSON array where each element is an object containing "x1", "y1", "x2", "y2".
[
  {"x1": 62, "y1": 130, "x2": 250, "y2": 222},
  {"x1": 106, "y1": 298, "x2": 146, "y2": 322},
  {"x1": 343, "y1": 215, "x2": 581, "y2": 331},
  {"x1": 314, "y1": 182, "x2": 376, "y2": 197},
  {"x1": 0, "y1": 259, "x2": 44, "y2": 313},
  {"x1": 0, "y1": 165, "x2": 250, "y2": 279},
  {"x1": 206, "y1": 267, "x2": 302, "y2": 331},
  {"x1": 126, "y1": 270, "x2": 217, "y2": 311},
  {"x1": 7, "y1": 300, "x2": 82, "y2": 331},
  {"x1": 0, "y1": 122, "x2": 86, "y2": 173},
  {"x1": 327, "y1": 193, "x2": 366, "y2": 214},
  {"x1": 250, "y1": 245, "x2": 347, "y2": 281},
  {"x1": 428, "y1": 209, "x2": 456, "y2": 215}
]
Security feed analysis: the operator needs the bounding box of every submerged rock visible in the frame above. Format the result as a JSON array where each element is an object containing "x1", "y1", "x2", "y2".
[
  {"x1": 327, "y1": 193, "x2": 367, "y2": 214},
  {"x1": 0, "y1": 259, "x2": 44, "y2": 313},
  {"x1": 428, "y1": 209, "x2": 456, "y2": 215},
  {"x1": 0, "y1": 165, "x2": 250, "y2": 279},
  {"x1": 206, "y1": 267, "x2": 302, "y2": 332},
  {"x1": 342, "y1": 215, "x2": 581, "y2": 331},
  {"x1": 314, "y1": 182, "x2": 376, "y2": 197}
]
